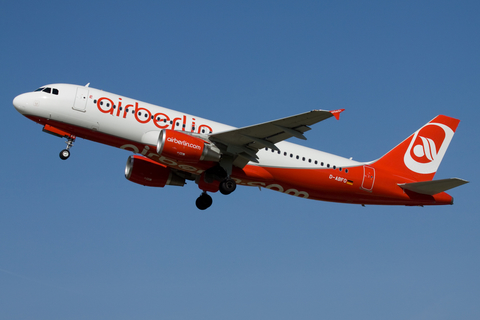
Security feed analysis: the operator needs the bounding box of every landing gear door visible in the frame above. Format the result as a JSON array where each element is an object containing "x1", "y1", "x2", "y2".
[
  {"x1": 361, "y1": 165, "x2": 375, "y2": 191},
  {"x1": 73, "y1": 87, "x2": 89, "y2": 112}
]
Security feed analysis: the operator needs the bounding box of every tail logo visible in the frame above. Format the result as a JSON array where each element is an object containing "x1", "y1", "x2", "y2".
[
  {"x1": 404, "y1": 122, "x2": 454, "y2": 174},
  {"x1": 413, "y1": 136, "x2": 437, "y2": 161}
]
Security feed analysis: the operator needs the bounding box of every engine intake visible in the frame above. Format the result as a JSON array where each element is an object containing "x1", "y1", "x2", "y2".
[
  {"x1": 157, "y1": 129, "x2": 221, "y2": 163},
  {"x1": 125, "y1": 155, "x2": 185, "y2": 187}
]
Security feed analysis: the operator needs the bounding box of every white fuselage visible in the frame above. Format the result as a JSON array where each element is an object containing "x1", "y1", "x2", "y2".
[{"x1": 14, "y1": 83, "x2": 361, "y2": 171}]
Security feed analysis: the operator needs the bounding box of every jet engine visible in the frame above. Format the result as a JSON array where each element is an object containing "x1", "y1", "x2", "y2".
[
  {"x1": 157, "y1": 129, "x2": 221, "y2": 163},
  {"x1": 125, "y1": 155, "x2": 185, "y2": 187}
]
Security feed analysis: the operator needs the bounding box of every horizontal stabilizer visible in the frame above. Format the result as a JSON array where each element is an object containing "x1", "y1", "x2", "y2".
[{"x1": 398, "y1": 178, "x2": 469, "y2": 195}]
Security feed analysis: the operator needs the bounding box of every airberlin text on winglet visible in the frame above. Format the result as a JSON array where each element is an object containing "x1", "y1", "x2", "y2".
[{"x1": 329, "y1": 109, "x2": 345, "y2": 120}]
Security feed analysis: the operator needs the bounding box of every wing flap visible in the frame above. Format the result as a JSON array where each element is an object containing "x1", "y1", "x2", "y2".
[{"x1": 398, "y1": 178, "x2": 469, "y2": 195}]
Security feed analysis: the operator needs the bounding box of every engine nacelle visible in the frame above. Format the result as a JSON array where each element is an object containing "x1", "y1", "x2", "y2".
[
  {"x1": 157, "y1": 129, "x2": 221, "y2": 163},
  {"x1": 125, "y1": 155, "x2": 185, "y2": 187}
]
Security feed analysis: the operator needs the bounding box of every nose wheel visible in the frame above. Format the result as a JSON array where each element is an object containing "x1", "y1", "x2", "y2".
[
  {"x1": 59, "y1": 149, "x2": 70, "y2": 160},
  {"x1": 59, "y1": 136, "x2": 75, "y2": 160}
]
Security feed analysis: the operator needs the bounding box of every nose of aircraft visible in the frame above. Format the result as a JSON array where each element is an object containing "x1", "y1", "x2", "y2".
[{"x1": 13, "y1": 93, "x2": 29, "y2": 113}]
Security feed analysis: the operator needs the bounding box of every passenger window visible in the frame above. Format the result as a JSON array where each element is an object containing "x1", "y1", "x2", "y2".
[{"x1": 52, "y1": 88, "x2": 59, "y2": 95}]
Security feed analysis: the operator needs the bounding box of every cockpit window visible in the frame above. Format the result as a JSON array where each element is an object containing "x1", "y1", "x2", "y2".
[{"x1": 34, "y1": 87, "x2": 59, "y2": 95}]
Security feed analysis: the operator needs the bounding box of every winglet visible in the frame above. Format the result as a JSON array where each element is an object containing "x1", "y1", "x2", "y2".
[{"x1": 330, "y1": 109, "x2": 345, "y2": 120}]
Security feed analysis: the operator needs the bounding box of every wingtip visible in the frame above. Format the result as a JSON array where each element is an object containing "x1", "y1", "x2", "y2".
[{"x1": 330, "y1": 109, "x2": 345, "y2": 120}]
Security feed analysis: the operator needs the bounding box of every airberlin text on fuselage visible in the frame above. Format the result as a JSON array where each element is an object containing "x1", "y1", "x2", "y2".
[{"x1": 96, "y1": 96, "x2": 213, "y2": 134}]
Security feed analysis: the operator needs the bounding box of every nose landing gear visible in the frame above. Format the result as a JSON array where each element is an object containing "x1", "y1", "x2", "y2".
[
  {"x1": 42, "y1": 125, "x2": 76, "y2": 161},
  {"x1": 59, "y1": 136, "x2": 75, "y2": 160}
]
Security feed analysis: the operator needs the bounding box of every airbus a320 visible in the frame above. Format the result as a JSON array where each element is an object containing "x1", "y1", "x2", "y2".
[{"x1": 13, "y1": 83, "x2": 468, "y2": 210}]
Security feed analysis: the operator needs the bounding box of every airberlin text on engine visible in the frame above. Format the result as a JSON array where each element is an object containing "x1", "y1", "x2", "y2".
[
  {"x1": 96, "y1": 96, "x2": 213, "y2": 134},
  {"x1": 167, "y1": 137, "x2": 202, "y2": 150}
]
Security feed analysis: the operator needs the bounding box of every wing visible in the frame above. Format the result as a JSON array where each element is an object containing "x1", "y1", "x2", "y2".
[{"x1": 209, "y1": 109, "x2": 344, "y2": 167}]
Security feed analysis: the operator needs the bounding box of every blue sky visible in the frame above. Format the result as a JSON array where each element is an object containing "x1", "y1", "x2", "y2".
[{"x1": 1, "y1": 1, "x2": 479, "y2": 319}]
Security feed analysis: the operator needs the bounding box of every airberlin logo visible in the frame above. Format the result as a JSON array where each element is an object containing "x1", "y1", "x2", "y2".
[
  {"x1": 96, "y1": 96, "x2": 213, "y2": 134},
  {"x1": 404, "y1": 122, "x2": 454, "y2": 174},
  {"x1": 167, "y1": 137, "x2": 202, "y2": 150},
  {"x1": 413, "y1": 136, "x2": 437, "y2": 161}
]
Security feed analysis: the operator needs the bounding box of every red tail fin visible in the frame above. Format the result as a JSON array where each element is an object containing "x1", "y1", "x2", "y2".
[{"x1": 373, "y1": 115, "x2": 460, "y2": 182}]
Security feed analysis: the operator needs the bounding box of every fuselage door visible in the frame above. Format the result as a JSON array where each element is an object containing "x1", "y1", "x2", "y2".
[
  {"x1": 361, "y1": 165, "x2": 375, "y2": 191},
  {"x1": 73, "y1": 87, "x2": 89, "y2": 112}
]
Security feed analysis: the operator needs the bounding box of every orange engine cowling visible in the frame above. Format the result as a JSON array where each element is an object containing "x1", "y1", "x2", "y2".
[
  {"x1": 157, "y1": 129, "x2": 221, "y2": 163},
  {"x1": 125, "y1": 155, "x2": 185, "y2": 187}
]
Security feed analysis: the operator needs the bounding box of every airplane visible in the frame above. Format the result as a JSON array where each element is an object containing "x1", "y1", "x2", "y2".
[{"x1": 13, "y1": 83, "x2": 468, "y2": 210}]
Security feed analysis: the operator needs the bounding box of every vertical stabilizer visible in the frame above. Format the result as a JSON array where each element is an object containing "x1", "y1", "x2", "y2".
[{"x1": 373, "y1": 115, "x2": 460, "y2": 182}]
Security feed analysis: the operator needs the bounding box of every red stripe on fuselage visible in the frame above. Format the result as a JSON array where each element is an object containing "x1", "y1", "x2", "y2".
[{"x1": 27, "y1": 116, "x2": 452, "y2": 206}]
